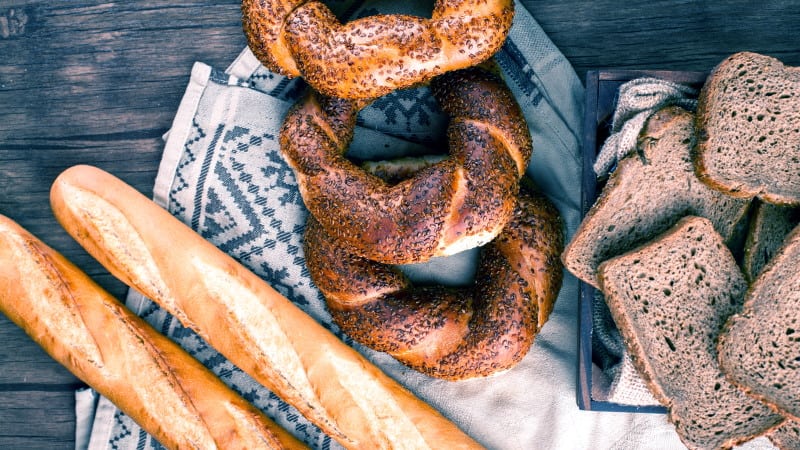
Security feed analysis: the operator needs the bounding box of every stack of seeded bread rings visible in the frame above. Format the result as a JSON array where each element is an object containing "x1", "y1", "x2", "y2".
[{"x1": 243, "y1": 0, "x2": 567, "y2": 383}]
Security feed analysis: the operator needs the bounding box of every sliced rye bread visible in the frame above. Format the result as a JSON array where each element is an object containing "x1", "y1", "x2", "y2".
[
  {"x1": 694, "y1": 51, "x2": 800, "y2": 206},
  {"x1": 718, "y1": 221, "x2": 800, "y2": 422},
  {"x1": 767, "y1": 421, "x2": 800, "y2": 450},
  {"x1": 598, "y1": 216, "x2": 785, "y2": 450},
  {"x1": 562, "y1": 106, "x2": 751, "y2": 289},
  {"x1": 742, "y1": 200, "x2": 800, "y2": 282}
]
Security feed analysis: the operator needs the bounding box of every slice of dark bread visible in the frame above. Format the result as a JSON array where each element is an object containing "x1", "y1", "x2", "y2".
[
  {"x1": 598, "y1": 216, "x2": 784, "y2": 450},
  {"x1": 718, "y1": 221, "x2": 800, "y2": 422},
  {"x1": 742, "y1": 200, "x2": 800, "y2": 281},
  {"x1": 768, "y1": 421, "x2": 800, "y2": 450},
  {"x1": 563, "y1": 106, "x2": 751, "y2": 289},
  {"x1": 694, "y1": 51, "x2": 800, "y2": 206}
]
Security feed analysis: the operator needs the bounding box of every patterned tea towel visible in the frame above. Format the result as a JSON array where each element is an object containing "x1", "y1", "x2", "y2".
[{"x1": 73, "y1": 1, "x2": 710, "y2": 449}]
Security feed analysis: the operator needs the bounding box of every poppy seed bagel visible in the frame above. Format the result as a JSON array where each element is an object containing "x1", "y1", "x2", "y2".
[
  {"x1": 280, "y1": 65, "x2": 533, "y2": 265},
  {"x1": 241, "y1": 0, "x2": 514, "y2": 99},
  {"x1": 303, "y1": 183, "x2": 564, "y2": 380}
]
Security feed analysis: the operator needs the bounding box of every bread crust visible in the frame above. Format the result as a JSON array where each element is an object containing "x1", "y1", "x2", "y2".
[
  {"x1": 241, "y1": 0, "x2": 514, "y2": 99},
  {"x1": 280, "y1": 65, "x2": 532, "y2": 265},
  {"x1": 304, "y1": 184, "x2": 563, "y2": 380},
  {"x1": 50, "y1": 165, "x2": 483, "y2": 450},
  {"x1": 0, "y1": 215, "x2": 305, "y2": 450},
  {"x1": 766, "y1": 422, "x2": 800, "y2": 450}
]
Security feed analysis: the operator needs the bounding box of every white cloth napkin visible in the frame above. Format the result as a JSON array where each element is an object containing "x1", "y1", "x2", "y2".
[{"x1": 73, "y1": 1, "x2": 726, "y2": 448}]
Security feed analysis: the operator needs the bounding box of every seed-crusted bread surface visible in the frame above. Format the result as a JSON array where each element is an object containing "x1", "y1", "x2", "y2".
[
  {"x1": 742, "y1": 200, "x2": 800, "y2": 281},
  {"x1": 694, "y1": 51, "x2": 800, "y2": 206},
  {"x1": 719, "y1": 222, "x2": 800, "y2": 422},
  {"x1": 562, "y1": 106, "x2": 751, "y2": 288},
  {"x1": 598, "y1": 216, "x2": 784, "y2": 450}
]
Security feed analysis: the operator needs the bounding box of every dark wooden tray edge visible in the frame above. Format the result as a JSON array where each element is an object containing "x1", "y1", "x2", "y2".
[{"x1": 576, "y1": 69, "x2": 707, "y2": 414}]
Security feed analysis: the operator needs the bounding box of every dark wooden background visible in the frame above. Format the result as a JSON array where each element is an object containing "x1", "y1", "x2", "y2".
[{"x1": 1, "y1": 1, "x2": 798, "y2": 447}]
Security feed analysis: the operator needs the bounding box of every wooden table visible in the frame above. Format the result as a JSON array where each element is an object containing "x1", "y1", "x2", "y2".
[{"x1": 1, "y1": 1, "x2": 798, "y2": 447}]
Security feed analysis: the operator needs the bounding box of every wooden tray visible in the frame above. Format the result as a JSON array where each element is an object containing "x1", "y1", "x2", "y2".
[{"x1": 576, "y1": 69, "x2": 707, "y2": 413}]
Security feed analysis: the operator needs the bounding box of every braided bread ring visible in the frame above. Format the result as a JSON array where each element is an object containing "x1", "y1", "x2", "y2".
[
  {"x1": 279, "y1": 65, "x2": 532, "y2": 264},
  {"x1": 242, "y1": 0, "x2": 515, "y2": 99},
  {"x1": 304, "y1": 185, "x2": 564, "y2": 380}
]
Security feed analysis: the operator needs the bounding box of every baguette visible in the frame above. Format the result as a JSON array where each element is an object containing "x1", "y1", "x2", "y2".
[
  {"x1": 0, "y1": 214, "x2": 305, "y2": 450},
  {"x1": 50, "y1": 165, "x2": 482, "y2": 450}
]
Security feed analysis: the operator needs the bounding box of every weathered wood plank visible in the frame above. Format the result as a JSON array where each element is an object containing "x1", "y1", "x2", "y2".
[
  {"x1": 0, "y1": 316, "x2": 82, "y2": 385},
  {"x1": 0, "y1": 4, "x2": 246, "y2": 447},
  {"x1": 0, "y1": 390, "x2": 75, "y2": 450},
  {"x1": 526, "y1": 0, "x2": 800, "y2": 77},
  {"x1": 0, "y1": 0, "x2": 247, "y2": 304}
]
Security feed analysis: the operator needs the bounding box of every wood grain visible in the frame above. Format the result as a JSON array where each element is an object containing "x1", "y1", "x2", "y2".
[
  {"x1": 0, "y1": 390, "x2": 75, "y2": 450},
  {"x1": 1, "y1": 0, "x2": 799, "y2": 446},
  {"x1": 530, "y1": 0, "x2": 800, "y2": 77}
]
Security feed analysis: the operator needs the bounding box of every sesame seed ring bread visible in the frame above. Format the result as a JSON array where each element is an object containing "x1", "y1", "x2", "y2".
[
  {"x1": 303, "y1": 183, "x2": 564, "y2": 380},
  {"x1": 241, "y1": 0, "x2": 514, "y2": 99},
  {"x1": 279, "y1": 64, "x2": 533, "y2": 264}
]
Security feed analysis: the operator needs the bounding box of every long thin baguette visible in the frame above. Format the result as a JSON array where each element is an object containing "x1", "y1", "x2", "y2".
[
  {"x1": 50, "y1": 165, "x2": 483, "y2": 450},
  {"x1": 0, "y1": 214, "x2": 305, "y2": 450}
]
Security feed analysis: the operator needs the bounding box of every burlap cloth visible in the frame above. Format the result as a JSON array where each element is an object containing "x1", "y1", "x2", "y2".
[{"x1": 73, "y1": 1, "x2": 777, "y2": 448}]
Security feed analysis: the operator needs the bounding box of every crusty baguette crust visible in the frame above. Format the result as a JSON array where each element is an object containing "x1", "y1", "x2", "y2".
[
  {"x1": 0, "y1": 215, "x2": 305, "y2": 450},
  {"x1": 50, "y1": 165, "x2": 482, "y2": 450}
]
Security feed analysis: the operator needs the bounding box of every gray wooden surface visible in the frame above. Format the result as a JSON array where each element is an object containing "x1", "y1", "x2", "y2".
[{"x1": 1, "y1": 0, "x2": 798, "y2": 447}]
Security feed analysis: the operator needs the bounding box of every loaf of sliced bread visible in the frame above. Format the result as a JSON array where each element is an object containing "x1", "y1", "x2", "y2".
[
  {"x1": 562, "y1": 106, "x2": 751, "y2": 289},
  {"x1": 598, "y1": 216, "x2": 784, "y2": 450},
  {"x1": 742, "y1": 200, "x2": 800, "y2": 281},
  {"x1": 718, "y1": 221, "x2": 800, "y2": 423},
  {"x1": 694, "y1": 51, "x2": 800, "y2": 206}
]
